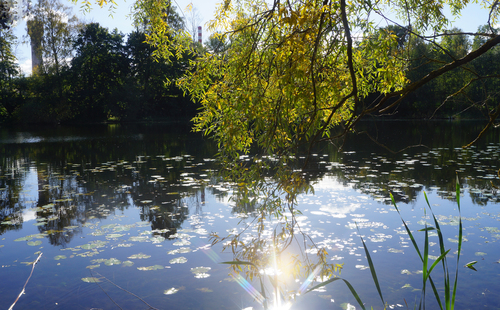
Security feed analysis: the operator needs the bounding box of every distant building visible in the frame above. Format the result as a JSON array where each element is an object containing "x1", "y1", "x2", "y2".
[{"x1": 27, "y1": 17, "x2": 43, "y2": 73}]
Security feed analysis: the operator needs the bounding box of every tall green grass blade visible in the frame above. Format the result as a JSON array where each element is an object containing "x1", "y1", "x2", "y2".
[
  {"x1": 422, "y1": 206, "x2": 429, "y2": 309},
  {"x1": 424, "y1": 191, "x2": 449, "y2": 308},
  {"x1": 425, "y1": 249, "x2": 451, "y2": 282},
  {"x1": 391, "y1": 192, "x2": 444, "y2": 310},
  {"x1": 390, "y1": 193, "x2": 423, "y2": 261},
  {"x1": 356, "y1": 224, "x2": 385, "y2": 306},
  {"x1": 451, "y1": 174, "x2": 463, "y2": 310}
]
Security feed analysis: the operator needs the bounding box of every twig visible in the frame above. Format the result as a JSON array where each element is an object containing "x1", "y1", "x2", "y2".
[
  {"x1": 89, "y1": 269, "x2": 123, "y2": 310},
  {"x1": 93, "y1": 271, "x2": 160, "y2": 310},
  {"x1": 8, "y1": 252, "x2": 43, "y2": 310}
]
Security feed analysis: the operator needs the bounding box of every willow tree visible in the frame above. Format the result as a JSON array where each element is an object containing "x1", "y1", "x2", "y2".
[
  {"x1": 171, "y1": 0, "x2": 500, "y2": 155},
  {"x1": 70, "y1": 0, "x2": 500, "y2": 307}
]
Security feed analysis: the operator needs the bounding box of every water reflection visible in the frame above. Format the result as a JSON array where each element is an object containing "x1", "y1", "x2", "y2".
[{"x1": 0, "y1": 122, "x2": 499, "y2": 309}]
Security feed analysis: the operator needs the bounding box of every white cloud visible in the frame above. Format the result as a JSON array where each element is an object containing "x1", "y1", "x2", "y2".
[{"x1": 19, "y1": 58, "x2": 32, "y2": 76}]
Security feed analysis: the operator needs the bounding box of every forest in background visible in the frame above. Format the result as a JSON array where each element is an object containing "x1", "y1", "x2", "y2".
[{"x1": 0, "y1": 0, "x2": 499, "y2": 125}]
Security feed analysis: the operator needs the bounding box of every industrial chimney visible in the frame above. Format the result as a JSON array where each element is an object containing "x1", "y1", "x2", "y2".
[{"x1": 197, "y1": 26, "x2": 202, "y2": 43}]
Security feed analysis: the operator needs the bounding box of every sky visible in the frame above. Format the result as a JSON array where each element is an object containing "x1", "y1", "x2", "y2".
[
  {"x1": 12, "y1": 0, "x2": 220, "y2": 75},
  {"x1": 11, "y1": 0, "x2": 492, "y2": 75}
]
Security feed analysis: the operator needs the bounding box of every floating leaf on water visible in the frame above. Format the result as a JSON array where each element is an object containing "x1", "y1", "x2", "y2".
[
  {"x1": 164, "y1": 287, "x2": 178, "y2": 295},
  {"x1": 64, "y1": 226, "x2": 79, "y2": 230},
  {"x1": 128, "y1": 253, "x2": 151, "y2": 259},
  {"x1": 464, "y1": 261, "x2": 478, "y2": 271},
  {"x1": 191, "y1": 266, "x2": 211, "y2": 274},
  {"x1": 33, "y1": 222, "x2": 46, "y2": 226},
  {"x1": 388, "y1": 248, "x2": 404, "y2": 254},
  {"x1": 90, "y1": 230, "x2": 105, "y2": 236},
  {"x1": 104, "y1": 258, "x2": 121, "y2": 266},
  {"x1": 340, "y1": 302, "x2": 356, "y2": 310},
  {"x1": 402, "y1": 283, "x2": 413, "y2": 289},
  {"x1": 106, "y1": 233, "x2": 125, "y2": 239},
  {"x1": 355, "y1": 265, "x2": 369, "y2": 270},
  {"x1": 54, "y1": 255, "x2": 67, "y2": 260},
  {"x1": 129, "y1": 236, "x2": 149, "y2": 242},
  {"x1": 197, "y1": 288, "x2": 213, "y2": 293},
  {"x1": 485, "y1": 227, "x2": 500, "y2": 233},
  {"x1": 27, "y1": 240, "x2": 42, "y2": 246},
  {"x1": 113, "y1": 225, "x2": 134, "y2": 232},
  {"x1": 116, "y1": 243, "x2": 133, "y2": 248},
  {"x1": 194, "y1": 273, "x2": 210, "y2": 278},
  {"x1": 81, "y1": 277, "x2": 101, "y2": 283},
  {"x1": 177, "y1": 247, "x2": 192, "y2": 254},
  {"x1": 15, "y1": 236, "x2": 33, "y2": 242},
  {"x1": 81, "y1": 240, "x2": 108, "y2": 250},
  {"x1": 151, "y1": 236, "x2": 165, "y2": 243},
  {"x1": 137, "y1": 265, "x2": 164, "y2": 271},
  {"x1": 86, "y1": 264, "x2": 100, "y2": 269},
  {"x1": 101, "y1": 224, "x2": 117, "y2": 230},
  {"x1": 401, "y1": 269, "x2": 412, "y2": 275},
  {"x1": 475, "y1": 252, "x2": 487, "y2": 257},
  {"x1": 169, "y1": 257, "x2": 187, "y2": 264},
  {"x1": 135, "y1": 221, "x2": 150, "y2": 227},
  {"x1": 1, "y1": 221, "x2": 15, "y2": 225},
  {"x1": 173, "y1": 239, "x2": 191, "y2": 246},
  {"x1": 194, "y1": 228, "x2": 208, "y2": 235},
  {"x1": 121, "y1": 260, "x2": 134, "y2": 267}
]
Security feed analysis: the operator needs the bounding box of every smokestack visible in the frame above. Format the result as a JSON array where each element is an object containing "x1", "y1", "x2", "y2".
[{"x1": 197, "y1": 26, "x2": 202, "y2": 43}]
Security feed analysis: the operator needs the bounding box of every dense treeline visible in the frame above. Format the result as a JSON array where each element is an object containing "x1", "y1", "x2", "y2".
[
  {"x1": 390, "y1": 26, "x2": 500, "y2": 119},
  {"x1": 1, "y1": 3, "x2": 499, "y2": 124},
  {"x1": 1, "y1": 14, "x2": 201, "y2": 124}
]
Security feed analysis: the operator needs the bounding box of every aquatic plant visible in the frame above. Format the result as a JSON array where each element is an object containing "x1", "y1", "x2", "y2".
[{"x1": 358, "y1": 175, "x2": 463, "y2": 309}]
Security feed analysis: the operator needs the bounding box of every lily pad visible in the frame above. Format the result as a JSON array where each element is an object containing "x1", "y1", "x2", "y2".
[
  {"x1": 27, "y1": 240, "x2": 42, "y2": 246},
  {"x1": 81, "y1": 277, "x2": 101, "y2": 283},
  {"x1": 173, "y1": 239, "x2": 191, "y2": 246},
  {"x1": 191, "y1": 266, "x2": 211, "y2": 273},
  {"x1": 128, "y1": 253, "x2": 151, "y2": 259},
  {"x1": 164, "y1": 287, "x2": 179, "y2": 295},
  {"x1": 137, "y1": 265, "x2": 164, "y2": 271},
  {"x1": 150, "y1": 236, "x2": 165, "y2": 243},
  {"x1": 115, "y1": 243, "x2": 133, "y2": 248},
  {"x1": 106, "y1": 233, "x2": 125, "y2": 239},
  {"x1": 15, "y1": 236, "x2": 33, "y2": 242},
  {"x1": 388, "y1": 248, "x2": 404, "y2": 254},
  {"x1": 104, "y1": 258, "x2": 121, "y2": 266},
  {"x1": 129, "y1": 236, "x2": 149, "y2": 242},
  {"x1": 197, "y1": 288, "x2": 213, "y2": 293},
  {"x1": 54, "y1": 255, "x2": 67, "y2": 260},
  {"x1": 122, "y1": 260, "x2": 134, "y2": 267},
  {"x1": 169, "y1": 257, "x2": 188, "y2": 264}
]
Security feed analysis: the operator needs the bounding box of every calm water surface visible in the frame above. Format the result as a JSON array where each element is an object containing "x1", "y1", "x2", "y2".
[{"x1": 1, "y1": 122, "x2": 499, "y2": 310}]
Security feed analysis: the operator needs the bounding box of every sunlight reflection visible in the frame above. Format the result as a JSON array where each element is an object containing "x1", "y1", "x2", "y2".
[{"x1": 232, "y1": 274, "x2": 266, "y2": 305}]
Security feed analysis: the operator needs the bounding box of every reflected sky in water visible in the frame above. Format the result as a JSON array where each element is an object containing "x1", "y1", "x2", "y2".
[{"x1": 0, "y1": 122, "x2": 500, "y2": 309}]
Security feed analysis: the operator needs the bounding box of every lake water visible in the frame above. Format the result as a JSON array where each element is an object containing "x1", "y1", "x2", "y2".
[{"x1": 1, "y1": 121, "x2": 499, "y2": 310}]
